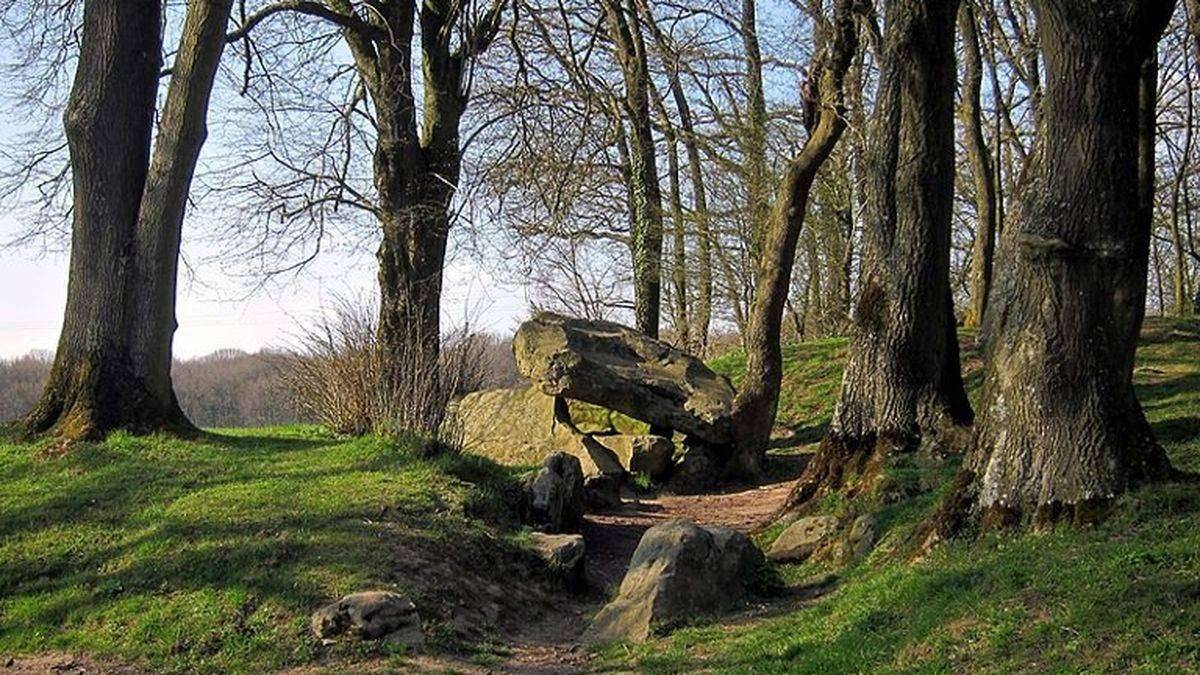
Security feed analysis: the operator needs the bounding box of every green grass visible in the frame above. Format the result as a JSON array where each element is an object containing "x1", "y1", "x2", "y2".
[
  {"x1": 711, "y1": 336, "x2": 848, "y2": 444},
  {"x1": 0, "y1": 426, "x2": 530, "y2": 673},
  {"x1": 3, "y1": 320, "x2": 1198, "y2": 674},
  {"x1": 601, "y1": 318, "x2": 1200, "y2": 674}
]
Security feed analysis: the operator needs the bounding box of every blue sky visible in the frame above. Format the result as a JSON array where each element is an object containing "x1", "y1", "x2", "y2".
[
  {"x1": 0, "y1": 0, "x2": 813, "y2": 359},
  {"x1": 0, "y1": 10, "x2": 531, "y2": 358}
]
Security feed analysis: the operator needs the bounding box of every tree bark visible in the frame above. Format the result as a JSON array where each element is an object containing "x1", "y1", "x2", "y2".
[
  {"x1": 654, "y1": 90, "x2": 691, "y2": 348},
  {"x1": 728, "y1": 0, "x2": 858, "y2": 476},
  {"x1": 1168, "y1": 34, "x2": 1194, "y2": 316},
  {"x1": 786, "y1": 0, "x2": 972, "y2": 506},
  {"x1": 602, "y1": 0, "x2": 664, "y2": 338},
  {"x1": 937, "y1": 0, "x2": 1179, "y2": 532},
  {"x1": 960, "y1": 1, "x2": 998, "y2": 329},
  {"x1": 319, "y1": 0, "x2": 501, "y2": 402},
  {"x1": 134, "y1": 0, "x2": 236, "y2": 420},
  {"x1": 25, "y1": 0, "x2": 233, "y2": 440},
  {"x1": 741, "y1": 0, "x2": 772, "y2": 262},
  {"x1": 636, "y1": 1, "x2": 714, "y2": 353}
]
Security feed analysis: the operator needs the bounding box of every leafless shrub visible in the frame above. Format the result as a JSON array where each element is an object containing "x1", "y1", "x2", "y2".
[{"x1": 284, "y1": 295, "x2": 491, "y2": 445}]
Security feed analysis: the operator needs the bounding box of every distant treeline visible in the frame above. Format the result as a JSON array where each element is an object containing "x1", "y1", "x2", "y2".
[
  {"x1": 0, "y1": 341, "x2": 522, "y2": 429},
  {"x1": 0, "y1": 350, "x2": 302, "y2": 428}
]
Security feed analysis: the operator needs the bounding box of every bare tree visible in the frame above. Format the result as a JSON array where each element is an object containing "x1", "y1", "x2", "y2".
[
  {"x1": 934, "y1": 0, "x2": 1181, "y2": 533},
  {"x1": 960, "y1": 0, "x2": 999, "y2": 328},
  {"x1": 19, "y1": 0, "x2": 233, "y2": 440},
  {"x1": 728, "y1": 0, "x2": 858, "y2": 475},
  {"x1": 787, "y1": 0, "x2": 972, "y2": 506},
  {"x1": 601, "y1": 0, "x2": 664, "y2": 337}
]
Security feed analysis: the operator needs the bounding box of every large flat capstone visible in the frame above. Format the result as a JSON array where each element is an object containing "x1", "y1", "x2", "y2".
[{"x1": 512, "y1": 312, "x2": 735, "y2": 445}]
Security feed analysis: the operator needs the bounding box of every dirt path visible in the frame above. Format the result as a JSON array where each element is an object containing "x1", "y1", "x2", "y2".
[
  {"x1": 1, "y1": 463, "x2": 807, "y2": 675},
  {"x1": 497, "y1": 457, "x2": 806, "y2": 674}
]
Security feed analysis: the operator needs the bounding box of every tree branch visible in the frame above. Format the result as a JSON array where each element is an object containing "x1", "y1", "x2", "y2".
[{"x1": 225, "y1": 0, "x2": 385, "y2": 42}]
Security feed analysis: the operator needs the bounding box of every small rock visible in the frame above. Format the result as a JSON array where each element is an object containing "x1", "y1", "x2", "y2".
[
  {"x1": 624, "y1": 435, "x2": 675, "y2": 479},
  {"x1": 525, "y1": 452, "x2": 586, "y2": 533},
  {"x1": 530, "y1": 532, "x2": 587, "y2": 590},
  {"x1": 666, "y1": 443, "x2": 721, "y2": 494},
  {"x1": 311, "y1": 591, "x2": 424, "y2": 646},
  {"x1": 768, "y1": 515, "x2": 840, "y2": 563},
  {"x1": 584, "y1": 473, "x2": 623, "y2": 510},
  {"x1": 585, "y1": 519, "x2": 765, "y2": 643},
  {"x1": 843, "y1": 514, "x2": 878, "y2": 561}
]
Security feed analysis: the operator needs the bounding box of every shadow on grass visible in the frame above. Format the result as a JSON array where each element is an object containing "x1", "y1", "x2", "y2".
[
  {"x1": 769, "y1": 423, "x2": 829, "y2": 449},
  {"x1": 0, "y1": 429, "x2": 537, "y2": 670},
  {"x1": 198, "y1": 430, "x2": 334, "y2": 453}
]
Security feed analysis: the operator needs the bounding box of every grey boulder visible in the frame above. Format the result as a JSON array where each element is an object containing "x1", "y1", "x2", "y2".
[
  {"x1": 513, "y1": 312, "x2": 735, "y2": 445},
  {"x1": 584, "y1": 473, "x2": 623, "y2": 510},
  {"x1": 530, "y1": 532, "x2": 588, "y2": 590},
  {"x1": 311, "y1": 591, "x2": 424, "y2": 646},
  {"x1": 767, "y1": 515, "x2": 840, "y2": 563},
  {"x1": 525, "y1": 452, "x2": 586, "y2": 533},
  {"x1": 841, "y1": 514, "x2": 878, "y2": 562},
  {"x1": 585, "y1": 520, "x2": 765, "y2": 643}
]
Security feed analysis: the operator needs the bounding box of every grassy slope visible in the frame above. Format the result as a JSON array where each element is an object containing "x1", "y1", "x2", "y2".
[
  {"x1": 2, "y1": 321, "x2": 1197, "y2": 674},
  {"x1": 605, "y1": 318, "x2": 1200, "y2": 673},
  {"x1": 0, "y1": 427, "x2": 532, "y2": 673}
]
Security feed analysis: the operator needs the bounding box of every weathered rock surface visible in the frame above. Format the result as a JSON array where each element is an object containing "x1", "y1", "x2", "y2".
[
  {"x1": 603, "y1": 434, "x2": 675, "y2": 479},
  {"x1": 584, "y1": 473, "x2": 623, "y2": 510},
  {"x1": 530, "y1": 532, "x2": 587, "y2": 590},
  {"x1": 842, "y1": 514, "x2": 878, "y2": 562},
  {"x1": 768, "y1": 515, "x2": 840, "y2": 562},
  {"x1": 513, "y1": 312, "x2": 736, "y2": 445},
  {"x1": 667, "y1": 443, "x2": 722, "y2": 494},
  {"x1": 311, "y1": 591, "x2": 424, "y2": 645},
  {"x1": 525, "y1": 452, "x2": 585, "y2": 533},
  {"x1": 457, "y1": 385, "x2": 647, "y2": 471},
  {"x1": 457, "y1": 383, "x2": 679, "y2": 480},
  {"x1": 585, "y1": 520, "x2": 765, "y2": 643}
]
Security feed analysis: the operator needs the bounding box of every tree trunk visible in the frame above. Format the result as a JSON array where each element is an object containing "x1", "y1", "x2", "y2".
[
  {"x1": 603, "y1": 0, "x2": 664, "y2": 338},
  {"x1": 637, "y1": 1, "x2": 714, "y2": 353},
  {"x1": 741, "y1": 0, "x2": 772, "y2": 262},
  {"x1": 365, "y1": 1, "x2": 443, "y2": 368},
  {"x1": 786, "y1": 0, "x2": 971, "y2": 506},
  {"x1": 26, "y1": 0, "x2": 232, "y2": 440},
  {"x1": 334, "y1": 0, "x2": 499, "y2": 409},
  {"x1": 133, "y1": 0, "x2": 235, "y2": 420},
  {"x1": 960, "y1": 1, "x2": 998, "y2": 329},
  {"x1": 728, "y1": 0, "x2": 858, "y2": 476},
  {"x1": 936, "y1": 0, "x2": 1178, "y2": 532},
  {"x1": 1168, "y1": 31, "x2": 1194, "y2": 316},
  {"x1": 656, "y1": 94, "x2": 691, "y2": 348}
]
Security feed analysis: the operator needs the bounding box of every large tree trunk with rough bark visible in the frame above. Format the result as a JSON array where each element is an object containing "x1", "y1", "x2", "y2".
[
  {"x1": 25, "y1": 0, "x2": 232, "y2": 440},
  {"x1": 326, "y1": 0, "x2": 499, "y2": 406},
  {"x1": 728, "y1": 0, "x2": 858, "y2": 476},
  {"x1": 603, "y1": 0, "x2": 664, "y2": 338},
  {"x1": 933, "y1": 0, "x2": 1179, "y2": 533},
  {"x1": 133, "y1": 0, "x2": 235, "y2": 420},
  {"x1": 785, "y1": 0, "x2": 971, "y2": 506},
  {"x1": 960, "y1": 1, "x2": 998, "y2": 329},
  {"x1": 368, "y1": 2, "x2": 441, "y2": 371}
]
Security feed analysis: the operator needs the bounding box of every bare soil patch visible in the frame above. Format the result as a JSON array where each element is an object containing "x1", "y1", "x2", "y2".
[{"x1": 499, "y1": 453, "x2": 808, "y2": 673}]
